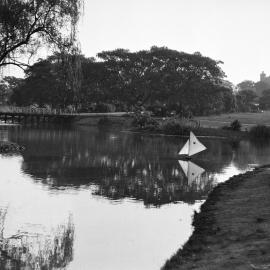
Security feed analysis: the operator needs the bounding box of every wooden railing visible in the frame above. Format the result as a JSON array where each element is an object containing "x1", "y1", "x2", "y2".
[
  {"x1": 0, "y1": 106, "x2": 131, "y2": 118},
  {"x1": 0, "y1": 106, "x2": 75, "y2": 115}
]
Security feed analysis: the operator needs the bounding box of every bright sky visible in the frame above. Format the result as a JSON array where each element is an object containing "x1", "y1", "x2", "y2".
[
  {"x1": 78, "y1": 0, "x2": 270, "y2": 84},
  {"x1": 4, "y1": 0, "x2": 270, "y2": 85}
]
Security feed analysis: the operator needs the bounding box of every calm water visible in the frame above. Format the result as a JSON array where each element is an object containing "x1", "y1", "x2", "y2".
[{"x1": 0, "y1": 125, "x2": 269, "y2": 270}]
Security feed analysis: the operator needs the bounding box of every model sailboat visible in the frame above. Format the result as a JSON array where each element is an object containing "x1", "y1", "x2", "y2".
[
  {"x1": 178, "y1": 131, "x2": 206, "y2": 159},
  {"x1": 178, "y1": 160, "x2": 205, "y2": 186}
]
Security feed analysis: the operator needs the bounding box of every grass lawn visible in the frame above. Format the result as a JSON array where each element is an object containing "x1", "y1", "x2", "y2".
[{"x1": 195, "y1": 111, "x2": 270, "y2": 130}]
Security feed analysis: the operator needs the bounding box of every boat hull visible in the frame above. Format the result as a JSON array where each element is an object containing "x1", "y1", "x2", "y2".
[{"x1": 177, "y1": 155, "x2": 192, "y2": 160}]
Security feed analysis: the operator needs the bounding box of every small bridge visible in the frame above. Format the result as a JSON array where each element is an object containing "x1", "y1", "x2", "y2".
[{"x1": 0, "y1": 106, "x2": 130, "y2": 124}]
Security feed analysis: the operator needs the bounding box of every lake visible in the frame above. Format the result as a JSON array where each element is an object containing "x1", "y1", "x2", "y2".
[{"x1": 0, "y1": 125, "x2": 269, "y2": 270}]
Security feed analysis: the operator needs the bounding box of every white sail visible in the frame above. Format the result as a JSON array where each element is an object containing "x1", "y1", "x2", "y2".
[
  {"x1": 178, "y1": 160, "x2": 205, "y2": 186},
  {"x1": 188, "y1": 131, "x2": 206, "y2": 157},
  {"x1": 178, "y1": 140, "x2": 189, "y2": 155},
  {"x1": 178, "y1": 160, "x2": 188, "y2": 177},
  {"x1": 187, "y1": 161, "x2": 205, "y2": 186}
]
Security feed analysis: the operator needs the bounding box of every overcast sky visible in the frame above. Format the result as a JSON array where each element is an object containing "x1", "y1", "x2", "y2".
[
  {"x1": 77, "y1": 0, "x2": 270, "y2": 84},
  {"x1": 4, "y1": 0, "x2": 270, "y2": 85}
]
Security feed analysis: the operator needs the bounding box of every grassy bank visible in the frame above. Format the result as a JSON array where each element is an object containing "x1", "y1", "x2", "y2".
[
  {"x1": 131, "y1": 115, "x2": 248, "y2": 140},
  {"x1": 130, "y1": 111, "x2": 270, "y2": 140},
  {"x1": 195, "y1": 111, "x2": 270, "y2": 130},
  {"x1": 163, "y1": 166, "x2": 270, "y2": 270},
  {"x1": 132, "y1": 126, "x2": 247, "y2": 140}
]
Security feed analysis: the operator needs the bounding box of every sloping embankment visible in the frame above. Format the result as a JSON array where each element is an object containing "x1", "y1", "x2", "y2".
[{"x1": 163, "y1": 166, "x2": 270, "y2": 270}]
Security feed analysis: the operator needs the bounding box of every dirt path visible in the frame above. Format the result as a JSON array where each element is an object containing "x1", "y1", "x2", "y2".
[{"x1": 163, "y1": 167, "x2": 270, "y2": 270}]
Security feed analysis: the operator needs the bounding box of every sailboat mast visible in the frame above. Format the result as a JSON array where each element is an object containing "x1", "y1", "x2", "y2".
[
  {"x1": 188, "y1": 131, "x2": 207, "y2": 157},
  {"x1": 188, "y1": 132, "x2": 192, "y2": 157}
]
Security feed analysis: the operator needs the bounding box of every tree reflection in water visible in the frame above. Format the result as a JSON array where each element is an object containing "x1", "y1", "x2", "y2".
[
  {"x1": 0, "y1": 208, "x2": 74, "y2": 270},
  {"x1": 90, "y1": 161, "x2": 216, "y2": 206},
  {"x1": 5, "y1": 125, "x2": 258, "y2": 206}
]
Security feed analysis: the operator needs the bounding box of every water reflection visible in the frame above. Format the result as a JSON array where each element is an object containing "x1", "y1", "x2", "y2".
[
  {"x1": 1, "y1": 125, "x2": 270, "y2": 270},
  {"x1": 178, "y1": 160, "x2": 205, "y2": 187},
  {"x1": 4, "y1": 127, "x2": 222, "y2": 206},
  {"x1": 3, "y1": 126, "x2": 270, "y2": 206},
  {"x1": 0, "y1": 129, "x2": 8, "y2": 142},
  {"x1": 0, "y1": 206, "x2": 74, "y2": 270},
  {"x1": 0, "y1": 153, "x2": 201, "y2": 270}
]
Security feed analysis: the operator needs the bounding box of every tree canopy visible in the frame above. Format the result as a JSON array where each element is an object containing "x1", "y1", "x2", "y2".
[
  {"x1": 9, "y1": 47, "x2": 241, "y2": 116},
  {"x1": 11, "y1": 53, "x2": 82, "y2": 108},
  {"x1": 235, "y1": 89, "x2": 258, "y2": 112},
  {"x1": 96, "y1": 47, "x2": 227, "y2": 115},
  {"x1": 0, "y1": 0, "x2": 83, "y2": 70},
  {"x1": 259, "y1": 89, "x2": 270, "y2": 110},
  {"x1": 237, "y1": 80, "x2": 256, "y2": 92},
  {"x1": 0, "y1": 76, "x2": 22, "y2": 104}
]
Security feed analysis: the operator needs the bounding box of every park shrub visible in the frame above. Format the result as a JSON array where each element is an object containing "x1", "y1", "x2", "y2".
[
  {"x1": 222, "y1": 119, "x2": 241, "y2": 131},
  {"x1": 160, "y1": 118, "x2": 191, "y2": 135},
  {"x1": 230, "y1": 120, "x2": 242, "y2": 131},
  {"x1": 147, "y1": 103, "x2": 170, "y2": 117},
  {"x1": 131, "y1": 112, "x2": 159, "y2": 130},
  {"x1": 249, "y1": 125, "x2": 270, "y2": 140}
]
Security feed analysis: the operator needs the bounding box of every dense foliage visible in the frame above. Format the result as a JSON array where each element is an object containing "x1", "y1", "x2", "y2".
[
  {"x1": 222, "y1": 119, "x2": 242, "y2": 131},
  {"x1": 11, "y1": 53, "x2": 82, "y2": 109},
  {"x1": 235, "y1": 89, "x2": 258, "y2": 112},
  {"x1": 6, "y1": 47, "x2": 244, "y2": 116},
  {"x1": 0, "y1": 76, "x2": 23, "y2": 105},
  {"x1": 259, "y1": 89, "x2": 270, "y2": 110}
]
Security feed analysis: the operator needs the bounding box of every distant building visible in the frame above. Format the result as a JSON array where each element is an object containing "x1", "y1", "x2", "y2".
[
  {"x1": 260, "y1": 71, "x2": 270, "y2": 85},
  {"x1": 256, "y1": 71, "x2": 270, "y2": 96}
]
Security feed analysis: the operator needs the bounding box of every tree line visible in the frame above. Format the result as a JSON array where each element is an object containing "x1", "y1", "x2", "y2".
[
  {"x1": 237, "y1": 80, "x2": 270, "y2": 111},
  {"x1": 1, "y1": 1, "x2": 269, "y2": 117},
  {"x1": 1, "y1": 46, "x2": 268, "y2": 116}
]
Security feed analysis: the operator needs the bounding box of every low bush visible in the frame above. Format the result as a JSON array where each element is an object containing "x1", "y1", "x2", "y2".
[
  {"x1": 222, "y1": 119, "x2": 241, "y2": 131},
  {"x1": 249, "y1": 125, "x2": 270, "y2": 140},
  {"x1": 160, "y1": 118, "x2": 191, "y2": 135},
  {"x1": 230, "y1": 120, "x2": 241, "y2": 131},
  {"x1": 131, "y1": 112, "x2": 159, "y2": 130}
]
